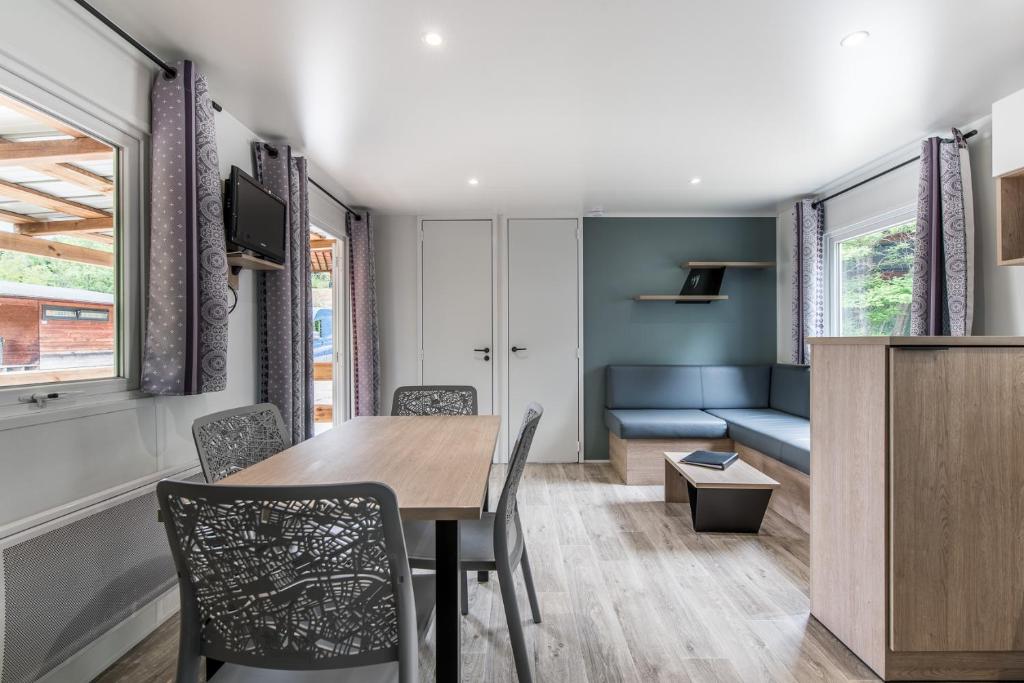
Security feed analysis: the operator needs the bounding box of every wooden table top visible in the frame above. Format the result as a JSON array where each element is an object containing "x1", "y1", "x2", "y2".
[
  {"x1": 664, "y1": 451, "x2": 779, "y2": 490},
  {"x1": 220, "y1": 415, "x2": 501, "y2": 521}
]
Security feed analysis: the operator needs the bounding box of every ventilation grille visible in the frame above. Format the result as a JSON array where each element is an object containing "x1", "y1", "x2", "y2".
[{"x1": 0, "y1": 473, "x2": 201, "y2": 683}]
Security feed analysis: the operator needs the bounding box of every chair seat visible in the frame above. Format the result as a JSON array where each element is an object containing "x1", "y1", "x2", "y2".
[
  {"x1": 403, "y1": 513, "x2": 518, "y2": 571},
  {"x1": 208, "y1": 574, "x2": 435, "y2": 683},
  {"x1": 210, "y1": 664, "x2": 397, "y2": 683}
]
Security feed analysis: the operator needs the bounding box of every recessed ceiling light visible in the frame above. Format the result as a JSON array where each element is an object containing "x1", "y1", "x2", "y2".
[
  {"x1": 840, "y1": 30, "x2": 870, "y2": 48},
  {"x1": 467, "y1": 177, "x2": 479, "y2": 186},
  {"x1": 690, "y1": 177, "x2": 702, "y2": 185},
  {"x1": 423, "y1": 32, "x2": 444, "y2": 47}
]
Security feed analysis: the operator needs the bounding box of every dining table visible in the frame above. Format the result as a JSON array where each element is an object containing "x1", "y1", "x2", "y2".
[{"x1": 218, "y1": 414, "x2": 501, "y2": 683}]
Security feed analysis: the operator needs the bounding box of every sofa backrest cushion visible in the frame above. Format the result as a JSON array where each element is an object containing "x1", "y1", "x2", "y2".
[
  {"x1": 699, "y1": 366, "x2": 771, "y2": 408},
  {"x1": 605, "y1": 365, "x2": 702, "y2": 409},
  {"x1": 770, "y1": 363, "x2": 810, "y2": 418}
]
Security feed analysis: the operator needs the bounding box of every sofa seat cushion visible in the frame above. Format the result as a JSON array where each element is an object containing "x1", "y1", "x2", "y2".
[
  {"x1": 604, "y1": 409, "x2": 729, "y2": 439},
  {"x1": 704, "y1": 408, "x2": 810, "y2": 474}
]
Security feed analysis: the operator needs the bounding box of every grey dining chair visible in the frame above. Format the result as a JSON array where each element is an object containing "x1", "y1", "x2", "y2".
[
  {"x1": 391, "y1": 385, "x2": 478, "y2": 416},
  {"x1": 156, "y1": 479, "x2": 435, "y2": 683},
  {"x1": 192, "y1": 404, "x2": 290, "y2": 483},
  {"x1": 403, "y1": 403, "x2": 543, "y2": 683}
]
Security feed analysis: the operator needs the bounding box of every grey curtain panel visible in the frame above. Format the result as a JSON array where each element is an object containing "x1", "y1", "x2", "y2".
[
  {"x1": 791, "y1": 199, "x2": 825, "y2": 364},
  {"x1": 252, "y1": 142, "x2": 314, "y2": 443},
  {"x1": 347, "y1": 211, "x2": 382, "y2": 416},
  {"x1": 142, "y1": 60, "x2": 229, "y2": 395},
  {"x1": 911, "y1": 129, "x2": 975, "y2": 336}
]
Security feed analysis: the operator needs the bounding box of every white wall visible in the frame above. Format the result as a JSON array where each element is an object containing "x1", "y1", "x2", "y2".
[
  {"x1": 373, "y1": 215, "x2": 419, "y2": 406},
  {"x1": 969, "y1": 123, "x2": 1024, "y2": 334},
  {"x1": 775, "y1": 202, "x2": 796, "y2": 362},
  {"x1": 0, "y1": 0, "x2": 262, "y2": 528},
  {"x1": 776, "y1": 116, "x2": 1018, "y2": 362}
]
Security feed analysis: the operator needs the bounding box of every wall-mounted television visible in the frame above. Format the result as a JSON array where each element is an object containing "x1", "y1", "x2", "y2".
[{"x1": 224, "y1": 165, "x2": 287, "y2": 264}]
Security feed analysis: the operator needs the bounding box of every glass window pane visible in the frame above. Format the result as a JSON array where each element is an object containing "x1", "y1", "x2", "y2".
[
  {"x1": 0, "y1": 93, "x2": 117, "y2": 387},
  {"x1": 837, "y1": 221, "x2": 915, "y2": 336},
  {"x1": 311, "y1": 227, "x2": 334, "y2": 435}
]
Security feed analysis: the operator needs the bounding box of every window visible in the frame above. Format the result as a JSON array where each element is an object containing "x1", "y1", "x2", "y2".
[
  {"x1": 311, "y1": 225, "x2": 339, "y2": 435},
  {"x1": 0, "y1": 72, "x2": 142, "y2": 407},
  {"x1": 827, "y1": 209, "x2": 916, "y2": 336}
]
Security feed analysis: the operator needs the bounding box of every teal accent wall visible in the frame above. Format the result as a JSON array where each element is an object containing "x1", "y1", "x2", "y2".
[{"x1": 583, "y1": 217, "x2": 777, "y2": 460}]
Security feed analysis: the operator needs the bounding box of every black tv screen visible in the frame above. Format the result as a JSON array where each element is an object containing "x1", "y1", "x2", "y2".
[{"x1": 225, "y1": 165, "x2": 287, "y2": 263}]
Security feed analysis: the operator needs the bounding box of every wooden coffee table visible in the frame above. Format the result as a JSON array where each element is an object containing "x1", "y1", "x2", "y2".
[{"x1": 664, "y1": 451, "x2": 780, "y2": 533}]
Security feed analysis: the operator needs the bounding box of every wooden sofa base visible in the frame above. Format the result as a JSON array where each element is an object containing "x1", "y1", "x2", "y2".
[
  {"x1": 609, "y1": 432, "x2": 731, "y2": 486},
  {"x1": 734, "y1": 443, "x2": 809, "y2": 534},
  {"x1": 610, "y1": 433, "x2": 810, "y2": 533}
]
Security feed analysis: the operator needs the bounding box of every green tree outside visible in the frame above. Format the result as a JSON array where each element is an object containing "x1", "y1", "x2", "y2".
[
  {"x1": 838, "y1": 222, "x2": 915, "y2": 336},
  {"x1": 0, "y1": 235, "x2": 115, "y2": 294}
]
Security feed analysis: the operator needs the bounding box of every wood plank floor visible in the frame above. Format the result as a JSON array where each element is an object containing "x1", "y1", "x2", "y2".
[{"x1": 95, "y1": 463, "x2": 879, "y2": 682}]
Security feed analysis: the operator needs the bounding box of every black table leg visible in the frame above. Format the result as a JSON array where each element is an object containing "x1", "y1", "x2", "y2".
[
  {"x1": 687, "y1": 483, "x2": 774, "y2": 533},
  {"x1": 435, "y1": 520, "x2": 461, "y2": 683},
  {"x1": 205, "y1": 657, "x2": 223, "y2": 680},
  {"x1": 478, "y1": 488, "x2": 489, "y2": 583}
]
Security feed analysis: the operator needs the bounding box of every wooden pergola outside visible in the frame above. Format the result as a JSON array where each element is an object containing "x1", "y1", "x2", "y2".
[
  {"x1": 0, "y1": 94, "x2": 116, "y2": 385},
  {"x1": 0, "y1": 93, "x2": 116, "y2": 267}
]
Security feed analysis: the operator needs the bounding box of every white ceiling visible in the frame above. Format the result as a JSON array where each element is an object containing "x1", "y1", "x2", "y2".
[{"x1": 89, "y1": 0, "x2": 1024, "y2": 216}]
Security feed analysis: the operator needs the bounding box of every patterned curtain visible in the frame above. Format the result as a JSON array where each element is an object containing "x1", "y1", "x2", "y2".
[
  {"x1": 252, "y1": 142, "x2": 314, "y2": 442},
  {"x1": 143, "y1": 61, "x2": 229, "y2": 395},
  {"x1": 910, "y1": 129, "x2": 974, "y2": 336},
  {"x1": 347, "y1": 211, "x2": 381, "y2": 416},
  {"x1": 791, "y1": 199, "x2": 825, "y2": 364}
]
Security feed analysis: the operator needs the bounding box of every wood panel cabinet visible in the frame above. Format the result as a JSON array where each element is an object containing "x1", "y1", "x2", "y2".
[
  {"x1": 994, "y1": 88, "x2": 1024, "y2": 265},
  {"x1": 810, "y1": 337, "x2": 1024, "y2": 681}
]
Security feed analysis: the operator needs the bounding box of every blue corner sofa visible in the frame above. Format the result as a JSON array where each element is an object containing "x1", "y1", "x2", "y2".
[{"x1": 605, "y1": 364, "x2": 810, "y2": 528}]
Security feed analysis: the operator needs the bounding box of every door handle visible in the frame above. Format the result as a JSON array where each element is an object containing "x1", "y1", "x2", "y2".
[
  {"x1": 474, "y1": 347, "x2": 490, "y2": 353},
  {"x1": 511, "y1": 346, "x2": 527, "y2": 353}
]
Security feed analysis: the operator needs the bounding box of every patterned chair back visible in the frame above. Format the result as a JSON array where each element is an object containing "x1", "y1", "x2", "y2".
[
  {"x1": 494, "y1": 403, "x2": 543, "y2": 568},
  {"x1": 391, "y1": 385, "x2": 478, "y2": 416},
  {"x1": 192, "y1": 404, "x2": 290, "y2": 482},
  {"x1": 156, "y1": 480, "x2": 419, "y2": 681}
]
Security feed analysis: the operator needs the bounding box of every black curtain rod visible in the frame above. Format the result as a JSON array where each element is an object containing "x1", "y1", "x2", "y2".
[
  {"x1": 813, "y1": 129, "x2": 978, "y2": 208},
  {"x1": 261, "y1": 144, "x2": 362, "y2": 219},
  {"x1": 74, "y1": 0, "x2": 221, "y2": 111},
  {"x1": 310, "y1": 178, "x2": 363, "y2": 220},
  {"x1": 72, "y1": 1, "x2": 361, "y2": 219}
]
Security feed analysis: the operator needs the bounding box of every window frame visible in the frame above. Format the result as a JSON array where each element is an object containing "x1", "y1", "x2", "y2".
[
  {"x1": 825, "y1": 204, "x2": 917, "y2": 337},
  {"x1": 0, "y1": 67, "x2": 144, "y2": 413}
]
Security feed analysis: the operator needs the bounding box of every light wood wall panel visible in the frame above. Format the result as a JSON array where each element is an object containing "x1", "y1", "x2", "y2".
[
  {"x1": 809, "y1": 342, "x2": 889, "y2": 676},
  {"x1": 609, "y1": 432, "x2": 731, "y2": 485},
  {"x1": 736, "y1": 443, "x2": 809, "y2": 533}
]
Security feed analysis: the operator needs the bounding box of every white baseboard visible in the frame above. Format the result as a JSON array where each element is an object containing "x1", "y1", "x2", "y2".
[{"x1": 36, "y1": 587, "x2": 179, "y2": 683}]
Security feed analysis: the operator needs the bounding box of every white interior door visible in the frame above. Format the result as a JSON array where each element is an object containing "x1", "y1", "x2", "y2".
[
  {"x1": 507, "y1": 219, "x2": 580, "y2": 462},
  {"x1": 420, "y1": 219, "x2": 494, "y2": 414}
]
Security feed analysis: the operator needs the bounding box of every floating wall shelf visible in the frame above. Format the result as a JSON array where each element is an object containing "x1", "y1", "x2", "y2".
[
  {"x1": 633, "y1": 259, "x2": 772, "y2": 304},
  {"x1": 633, "y1": 295, "x2": 729, "y2": 302},
  {"x1": 681, "y1": 261, "x2": 776, "y2": 269},
  {"x1": 226, "y1": 251, "x2": 284, "y2": 288}
]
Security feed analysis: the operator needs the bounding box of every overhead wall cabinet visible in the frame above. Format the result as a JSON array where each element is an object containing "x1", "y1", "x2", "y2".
[{"x1": 993, "y1": 87, "x2": 1024, "y2": 265}]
